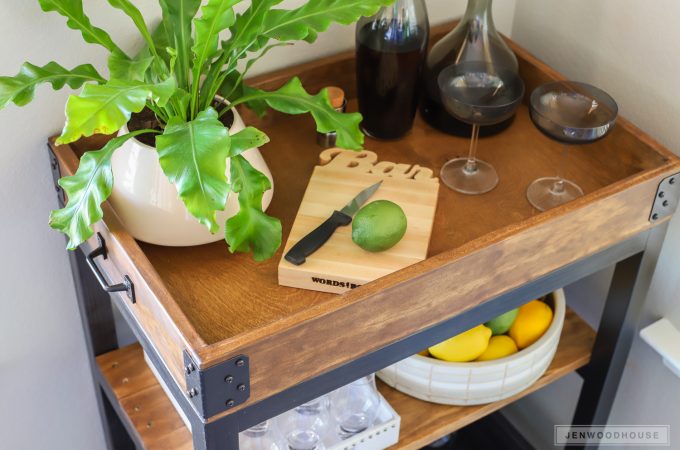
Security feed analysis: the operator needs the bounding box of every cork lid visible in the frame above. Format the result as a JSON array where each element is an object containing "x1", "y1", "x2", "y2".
[{"x1": 326, "y1": 86, "x2": 346, "y2": 110}]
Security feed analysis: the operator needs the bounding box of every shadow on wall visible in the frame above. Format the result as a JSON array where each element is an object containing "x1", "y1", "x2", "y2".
[
  {"x1": 511, "y1": 0, "x2": 680, "y2": 152},
  {"x1": 505, "y1": 2, "x2": 680, "y2": 448}
]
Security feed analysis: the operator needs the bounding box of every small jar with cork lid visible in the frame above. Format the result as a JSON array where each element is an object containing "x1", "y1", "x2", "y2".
[{"x1": 317, "y1": 86, "x2": 347, "y2": 148}]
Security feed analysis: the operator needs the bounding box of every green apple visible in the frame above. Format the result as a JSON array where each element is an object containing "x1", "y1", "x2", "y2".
[{"x1": 485, "y1": 308, "x2": 519, "y2": 335}]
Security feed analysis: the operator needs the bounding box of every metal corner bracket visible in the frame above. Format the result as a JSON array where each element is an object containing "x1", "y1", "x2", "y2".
[
  {"x1": 183, "y1": 351, "x2": 250, "y2": 419},
  {"x1": 650, "y1": 173, "x2": 680, "y2": 223}
]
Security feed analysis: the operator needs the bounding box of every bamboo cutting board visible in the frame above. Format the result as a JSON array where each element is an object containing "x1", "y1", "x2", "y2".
[{"x1": 278, "y1": 148, "x2": 440, "y2": 294}]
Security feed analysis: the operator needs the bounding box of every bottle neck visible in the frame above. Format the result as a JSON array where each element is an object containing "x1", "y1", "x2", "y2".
[{"x1": 462, "y1": 0, "x2": 496, "y2": 31}]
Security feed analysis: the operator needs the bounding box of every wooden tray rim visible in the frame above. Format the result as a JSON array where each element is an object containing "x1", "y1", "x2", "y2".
[{"x1": 49, "y1": 21, "x2": 680, "y2": 368}]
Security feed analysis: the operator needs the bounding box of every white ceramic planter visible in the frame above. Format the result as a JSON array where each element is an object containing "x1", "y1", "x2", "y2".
[
  {"x1": 110, "y1": 107, "x2": 273, "y2": 246},
  {"x1": 377, "y1": 289, "x2": 566, "y2": 406}
]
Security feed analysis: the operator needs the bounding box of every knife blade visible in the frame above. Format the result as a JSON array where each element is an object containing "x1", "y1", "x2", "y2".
[{"x1": 284, "y1": 181, "x2": 383, "y2": 266}]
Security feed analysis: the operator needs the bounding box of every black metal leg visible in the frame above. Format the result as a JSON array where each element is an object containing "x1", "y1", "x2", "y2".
[
  {"x1": 193, "y1": 418, "x2": 240, "y2": 450},
  {"x1": 572, "y1": 223, "x2": 670, "y2": 447},
  {"x1": 68, "y1": 249, "x2": 125, "y2": 449},
  {"x1": 100, "y1": 387, "x2": 136, "y2": 450}
]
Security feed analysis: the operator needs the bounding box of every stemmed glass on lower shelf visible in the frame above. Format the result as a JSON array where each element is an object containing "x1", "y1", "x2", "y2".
[
  {"x1": 527, "y1": 81, "x2": 618, "y2": 211},
  {"x1": 437, "y1": 61, "x2": 525, "y2": 194},
  {"x1": 239, "y1": 421, "x2": 286, "y2": 450},
  {"x1": 329, "y1": 374, "x2": 382, "y2": 439},
  {"x1": 277, "y1": 395, "x2": 331, "y2": 450}
]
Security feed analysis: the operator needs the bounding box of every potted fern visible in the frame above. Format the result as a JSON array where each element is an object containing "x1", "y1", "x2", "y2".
[{"x1": 0, "y1": 0, "x2": 392, "y2": 261}]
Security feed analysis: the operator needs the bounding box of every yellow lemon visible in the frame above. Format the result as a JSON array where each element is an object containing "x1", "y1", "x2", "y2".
[
  {"x1": 428, "y1": 325, "x2": 492, "y2": 362},
  {"x1": 509, "y1": 300, "x2": 553, "y2": 349},
  {"x1": 476, "y1": 335, "x2": 519, "y2": 361},
  {"x1": 417, "y1": 349, "x2": 430, "y2": 357}
]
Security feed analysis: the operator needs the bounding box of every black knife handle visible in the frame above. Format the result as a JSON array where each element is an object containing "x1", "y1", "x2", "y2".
[{"x1": 285, "y1": 210, "x2": 353, "y2": 266}]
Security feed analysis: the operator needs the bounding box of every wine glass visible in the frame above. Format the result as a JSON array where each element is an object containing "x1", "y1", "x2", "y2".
[
  {"x1": 239, "y1": 421, "x2": 287, "y2": 450},
  {"x1": 329, "y1": 374, "x2": 382, "y2": 439},
  {"x1": 277, "y1": 395, "x2": 331, "y2": 450},
  {"x1": 527, "y1": 81, "x2": 618, "y2": 211},
  {"x1": 437, "y1": 61, "x2": 525, "y2": 194}
]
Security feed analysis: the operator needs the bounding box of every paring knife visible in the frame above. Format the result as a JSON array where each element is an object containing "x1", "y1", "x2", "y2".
[{"x1": 284, "y1": 181, "x2": 383, "y2": 266}]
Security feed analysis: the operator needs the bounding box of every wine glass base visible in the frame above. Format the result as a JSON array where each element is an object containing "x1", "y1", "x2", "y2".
[
  {"x1": 440, "y1": 158, "x2": 499, "y2": 195},
  {"x1": 527, "y1": 177, "x2": 584, "y2": 211}
]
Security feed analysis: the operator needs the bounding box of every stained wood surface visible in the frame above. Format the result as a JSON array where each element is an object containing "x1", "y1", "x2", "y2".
[
  {"x1": 95, "y1": 308, "x2": 593, "y2": 450},
  {"x1": 96, "y1": 344, "x2": 192, "y2": 450},
  {"x1": 50, "y1": 20, "x2": 680, "y2": 422},
  {"x1": 141, "y1": 40, "x2": 675, "y2": 347},
  {"x1": 278, "y1": 149, "x2": 439, "y2": 293},
  {"x1": 139, "y1": 95, "x2": 673, "y2": 348}
]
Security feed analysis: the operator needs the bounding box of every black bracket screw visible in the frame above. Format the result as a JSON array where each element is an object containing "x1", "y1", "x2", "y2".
[{"x1": 183, "y1": 350, "x2": 249, "y2": 417}]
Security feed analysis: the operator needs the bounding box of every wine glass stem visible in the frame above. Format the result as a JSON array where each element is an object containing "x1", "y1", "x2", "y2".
[
  {"x1": 553, "y1": 144, "x2": 569, "y2": 194},
  {"x1": 464, "y1": 124, "x2": 480, "y2": 174}
]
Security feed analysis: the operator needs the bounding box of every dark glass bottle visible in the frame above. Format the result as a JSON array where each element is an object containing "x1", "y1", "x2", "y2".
[
  {"x1": 420, "y1": 0, "x2": 519, "y2": 137},
  {"x1": 355, "y1": 0, "x2": 429, "y2": 140}
]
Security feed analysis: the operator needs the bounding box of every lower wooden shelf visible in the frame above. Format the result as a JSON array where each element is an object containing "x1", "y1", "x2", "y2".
[
  {"x1": 97, "y1": 344, "x2": 193, "y2": 450},
  {"x1": 95, "y1": 309, "x2": 594, "y2": 450}
]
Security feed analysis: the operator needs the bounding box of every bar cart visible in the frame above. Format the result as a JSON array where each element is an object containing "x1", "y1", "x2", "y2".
[{"x1": 48, "y1": 23, "x2": 680, "y2": 450}]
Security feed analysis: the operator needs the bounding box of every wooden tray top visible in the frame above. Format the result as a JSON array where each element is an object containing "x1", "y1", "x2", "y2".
[{"x1": 52, "y1": 23, "x2": 680, "y2": 418}]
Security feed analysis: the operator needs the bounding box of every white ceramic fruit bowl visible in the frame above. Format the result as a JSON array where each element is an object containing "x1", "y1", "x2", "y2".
[{"x1": 377, "y1": 289, "x2": 566, "y2": 406}]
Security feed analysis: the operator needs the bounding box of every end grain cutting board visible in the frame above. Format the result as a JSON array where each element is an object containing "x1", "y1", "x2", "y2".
[{"x1": 278, "y1": 148, "x2": 440, "y2": 294}]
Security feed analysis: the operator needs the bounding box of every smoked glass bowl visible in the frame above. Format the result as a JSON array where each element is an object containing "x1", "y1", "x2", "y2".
[
  {"x1": 438, "y1": 61, "x2": 525, "y2": 194},
  {"x1": 527, "y1": 81, "x2": 618, "y2": 211}
]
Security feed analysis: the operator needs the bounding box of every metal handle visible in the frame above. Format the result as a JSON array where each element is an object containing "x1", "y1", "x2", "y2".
[{"x1": 86, "y1": 233, "x2": 136, "y2": 303}]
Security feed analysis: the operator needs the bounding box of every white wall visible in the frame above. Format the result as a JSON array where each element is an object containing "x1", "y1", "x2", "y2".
[
  {"x1": 0, "y1": 0, "x2": 154, "y2": 448},
  {"x1": 502, "y1": 1, "x2": 680, "y2": 447},
  {"x1": 249, "y1": 0, "x2": 516, "y2": 76},
  {"x1": 0, "y1": 1, "x2": 514, "y2": 449}
]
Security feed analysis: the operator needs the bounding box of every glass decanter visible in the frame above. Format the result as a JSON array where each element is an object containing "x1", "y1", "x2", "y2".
[
  {"x1": 356, "y1": 0, "x2": 429, "y2": 140},
  {"x1": 421, "y1": 0, "x2": 519, "y2": 137}
]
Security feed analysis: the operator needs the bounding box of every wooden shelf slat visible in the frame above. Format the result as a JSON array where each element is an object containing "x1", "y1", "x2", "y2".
[
  {"x1": 95, "y1": 308, "x2": 593, "y2": 450},
  {"x1": 97, "y1": 346, "x2": 193, "y2": 450}
]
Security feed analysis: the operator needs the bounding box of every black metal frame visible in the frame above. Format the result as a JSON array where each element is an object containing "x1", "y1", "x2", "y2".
[
  {"x1": 183, "y1": 351, "x2": 251, "y2": 418},
  {"x1": 54, "y1": 146, "x2": 674, "y2": 449},
  {"x1": 68, "y1": 223, "x2": 669, "y2": 450}
]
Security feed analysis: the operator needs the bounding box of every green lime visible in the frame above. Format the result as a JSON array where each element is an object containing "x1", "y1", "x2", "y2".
[
  {"x1": 485, "y1": 308, "x2": 519, "y2": 335},
  {"x1": 352, "y1": 200, "x2": 407, "y2": 252}
]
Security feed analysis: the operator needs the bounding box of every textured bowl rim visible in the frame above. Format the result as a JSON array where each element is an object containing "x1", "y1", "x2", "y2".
[
  {"x1": 414, "y1": 289, "x2": 566, "y2": 368},
  {"x1": 530, "y1": 81, "x2": 619, "y2": 132}
]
